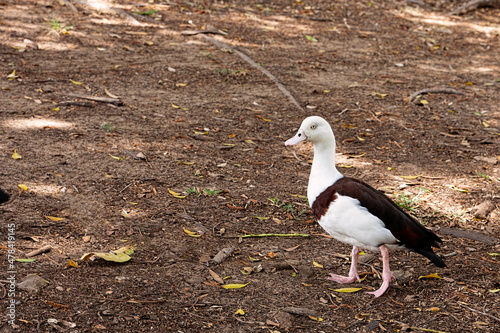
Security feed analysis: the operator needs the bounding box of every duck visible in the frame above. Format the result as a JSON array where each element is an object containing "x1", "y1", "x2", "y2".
[{"x1": 285, "y1": 116, "x2": 445, "y2": 297}]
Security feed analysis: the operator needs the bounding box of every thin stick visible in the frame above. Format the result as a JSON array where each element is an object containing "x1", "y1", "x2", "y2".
[
  {"x1": 25, "y1": 245, "x2": 52, "y2": 257},
  {"x1": 64, "y1": 93, "x2": 123, "y2": 105},
  {"x1": 457, "y1": 303, "x2": 500, "y2": 322},
  {"x1": 409, "y1": 88, "x2": 464, "y2": 102},
  {"x1": 239, "y1": 233, "x2": 310, "y2": 238},
  {"x1": 200, "y1": 35, "x2": 305, "y2": 113}
]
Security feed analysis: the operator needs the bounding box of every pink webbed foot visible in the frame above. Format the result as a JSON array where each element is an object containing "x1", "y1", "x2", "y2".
[
  {"x1": 365, "y1": 245, "x2": 395, "y2": 298},
  {"x1": 327, "y1": 273, "x2": 361, "y2": 284},
  {"x1": 326, "y1": 246, "x2": 361, "y2": 284}
]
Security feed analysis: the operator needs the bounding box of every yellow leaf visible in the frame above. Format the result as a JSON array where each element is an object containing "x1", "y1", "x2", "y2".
[
  {"x1": 193, "y1": 131, "x2": 208, "y2": 135},
  {"x1": 109, "y1": 154, "x2": 123, "y2": 160},
  {"x1": 465, "y1": 82, "x2": 473, "y2": 85},
  {"x1": 45, "y1": 216, "x2": 66, "y2": 221},
  {"x1": 171, "y1": 103, "x2": 181, "y2": 109},
  {"x1": 121, "y1": 210, "x2": 130, "y2": 218},
  {"x1": 262, "y1": 118, "x2": 271, "y2": 122},
  {"x1": 308, "y1": 316, "x2": 324, "y2": 322},
  {"x1": 18, "y1": 184, "x2": 28, "y2": 191},
  {"x1": 346, "y1": 152, "x2": 366, "y2": 158},
  {"x1": 183, "y1": 228, "x2": 197, "y2": 235},
  {"x1": 331, "y1": 287, "x2": 363, "y2": 293},
  {"x1": 418, "y1": 273, "x2": 443, "y2": 280},
  {"x1": 489, "y1": 289, "x2": 500, "y2": 293},
  {"x1": 169, "y1": 189, "x2": 181, "y2": 196},
  {"x1": 52, "y1": 107, "x2": 60, "y2": 112},
  {"x1": 312, "y1": 261, "x2": 324, "y2": 269},
  {"x1": 245, "y1": 139, "x2": 255, "y2": 144},
  {"x1": 235, "y1": 309, "x2": 245, "y2": 315},
  {"x1": 80, "y1": 253, "x2": 94, "y2": 261},
  {"x1": 11, "y1": 150, "x2": 22, "y2": 160},
  {"x1": 482, "y1": 121, "x2": 489, "y2": 128},
  {"x1": 97, "y1": 47, "x2": 106, "y2": 51},
  {"x1": 169, "y1": 189, "x2": 188, "y2": 198},
  {"x1": 254, "y1": 216, "x2": 270, "y2": 220},
  {"x1": 93, "y1": 252, "x2": 131, "y2": 263},
  {"x1": 69, "y1": 79, "x2": 84, "y2": 85},
  {"x1": 144, "y1": 41, "x2": 154, "y2": 46},
  {"x1": 488, "y1": 253, "x2": 499, "y2": 256},
  {"x1": 222, "y1": 282, "x2": 250, "y2": 289},
  {"x1": 399, "y1": 174, "x2": 423, "y2": 179},
  {"x1": 228, "y1": 133, "x2": 237, "y2": 138},
  {"x1": 66, "y1": 259, "x2": 78, "y2": 268},
  {"x1": 179, "y1": 161, "x2": 195, "y2": 165},
  {"x1": 113, "y1": 246, "x2": 134, "y2": 255},
  {"x1": 338, "y1": 165, "x2": 354, "y2": 168},
  {"x1": 176, "y1": 83, "x2": 188, "y2": 87},
  {"x1": 420, "y1": 99, "x2": 429, "y2": 105},
  {"x1": 7, "y1": 70, "x2": 16, "y2": 78},
  {"x1": 426, "y1": 307, "x2": 440, "y2": 312}
]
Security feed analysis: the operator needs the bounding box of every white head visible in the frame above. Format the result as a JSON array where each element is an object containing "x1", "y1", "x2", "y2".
[{"x1": 285, "y1": 116, "x2": 335, "y2": 147}]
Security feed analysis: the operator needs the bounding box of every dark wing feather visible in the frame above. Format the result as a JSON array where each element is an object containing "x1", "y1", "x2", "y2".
[{"x1": 333, "y1": 177, "x2": 445, "y2": 267}]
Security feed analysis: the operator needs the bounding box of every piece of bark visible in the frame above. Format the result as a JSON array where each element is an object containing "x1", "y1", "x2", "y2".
[
  {"x1": 25, "y1": 245, "x2": 52, "y2": 257},
  {"x1": 440, "y1": 227, "x2": 498, "y2": 244},
  {"x1": 282, "y1": 307, "x2": 318, "y2": 317},
  {"x1": 470, "y1": 200, "x2": 495, "y2": 219},
  {"x1": 207, "y1": 247, "x2": 233, "y2": 266}
]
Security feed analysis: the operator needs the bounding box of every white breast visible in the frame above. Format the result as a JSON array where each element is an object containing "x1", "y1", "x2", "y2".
[{"x1": 318, "y1": 194, "x2": 401, "y2": 251}]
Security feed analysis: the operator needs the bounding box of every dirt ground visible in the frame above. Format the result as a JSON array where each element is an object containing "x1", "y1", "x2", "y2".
[{"x1": 1, "y1": 0, "x2": 499, "y2": 332}]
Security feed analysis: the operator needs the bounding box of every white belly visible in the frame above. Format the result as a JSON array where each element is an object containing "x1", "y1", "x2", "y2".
[{"x1": 318, "y1": 194, "x2": 400, "y2": 251}]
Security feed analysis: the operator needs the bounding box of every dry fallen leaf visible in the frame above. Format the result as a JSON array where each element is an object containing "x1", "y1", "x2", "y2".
[
  {"x1": 399, "y1": 174, "x2": 423, "y2": 179},
  {"x1": 69, "y1": 79, "x2": 84, "y2": 85},
  {"x1": 331, "y1": 287, "x2": 363, "y2": 293},
  {"x1": 222, "y1": 282, "x2": 250, "y2": 289},
  {"x1": 18, "y1": 184, "x2": 28, "y2": 191},
  {"x1": 312, "y1": 261, "x2": 324, "y2": 269},
  {"x1": 11, "y1": 149, "x2": 22, "y2": 160},
  {"x1": 235, "y1": 309, "x2": 245, "y2": 315},
  {"x1": 66, "y1": 259, "x2": 78, "y2": 268},
  {"x1": 308, "y1": 316, "x2": 324, "y2": 322},
  {"x1": 418, "y1": 273, "x2": 443, "y2": 280},
  {"x1": 45, "y1": 216, "x2": 66, "y2": 221},
  {"x1": 208, "y1": 269, "x2": 224, "y2": 284}
]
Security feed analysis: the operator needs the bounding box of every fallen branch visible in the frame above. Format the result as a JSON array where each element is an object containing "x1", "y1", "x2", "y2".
[
  {"x1": 200, "y1": 35, "x2": 305, "y2": 113},
  {"x1": 239, "y1": 233, "x2": 310, "y2": 238},
  {"x1": 410, "y1": 88, "x2": 464, "y2": 102},
  {"x1": 25, "y1": 245, "x2": 52, "y2": 257},
  {"x1": 181, "y1": 29, "x2": 227, "y2": 36},
  {"x1": 458, "y1": 303, "x2": 500, "y2": 323},
  {"x1": 448, "y1": 0, "x2": 500, "y2": 15},
  {"x1": 64, "y1": 93, "x2": 123, "y2": 105},
  {"x1": 57, "y1": 101, "x2": 94, "y2": 107}
]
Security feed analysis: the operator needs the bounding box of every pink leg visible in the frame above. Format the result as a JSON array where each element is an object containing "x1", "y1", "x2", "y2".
[
  {"x1": 366, "y1": 245, "x2": 395, "y2": 298},
  {"x1": 327, "y1": 246, "x2": 361, "y2": 284}
]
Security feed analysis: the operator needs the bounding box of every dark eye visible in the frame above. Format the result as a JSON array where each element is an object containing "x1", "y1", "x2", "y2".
[
  {"x1": 298, "y1": 133, "x2": 302, "y2": 137},
  {"x1": 310, "y1": 124, "x2": 317, "y2": 129}
]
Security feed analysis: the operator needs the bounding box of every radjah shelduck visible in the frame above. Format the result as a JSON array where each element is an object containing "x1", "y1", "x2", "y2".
[{"x1": 285, "y1": 116, "x2": 445, "y2": 297}]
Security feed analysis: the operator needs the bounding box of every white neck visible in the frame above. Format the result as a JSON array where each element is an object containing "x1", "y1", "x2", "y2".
[{"x1": 307, "y1": 139, "x2": 343, "y2": 207}]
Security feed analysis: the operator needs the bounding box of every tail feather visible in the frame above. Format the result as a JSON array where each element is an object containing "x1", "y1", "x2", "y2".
[{"x1": 414, "y1": 247, "x2": 446, "y2": 268}]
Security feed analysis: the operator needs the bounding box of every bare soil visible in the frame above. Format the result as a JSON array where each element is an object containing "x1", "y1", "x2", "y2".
[{"x1": 1, "y1": 0, "x2": 499, "y2": 332}]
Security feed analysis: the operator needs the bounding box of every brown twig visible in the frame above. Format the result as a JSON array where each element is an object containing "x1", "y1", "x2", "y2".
[
  {"x1": 458, "y1": 303, "x2": 500, "y2": 322},
  {"x1": 25, "y1": 245, "x2": 52, "y2": 257},
  {"x1": 409, "y1": 88, "x2": 464, "y2": 102},
  {"x1": 200, "y1": 35, "x2": 305, "y2": 113},
  {"x1": 448, "y1": 0, "x2": 500, "y2": 15},
  {"x1": 64, "y1": 93, "x2": 123, "y2": 105}
]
